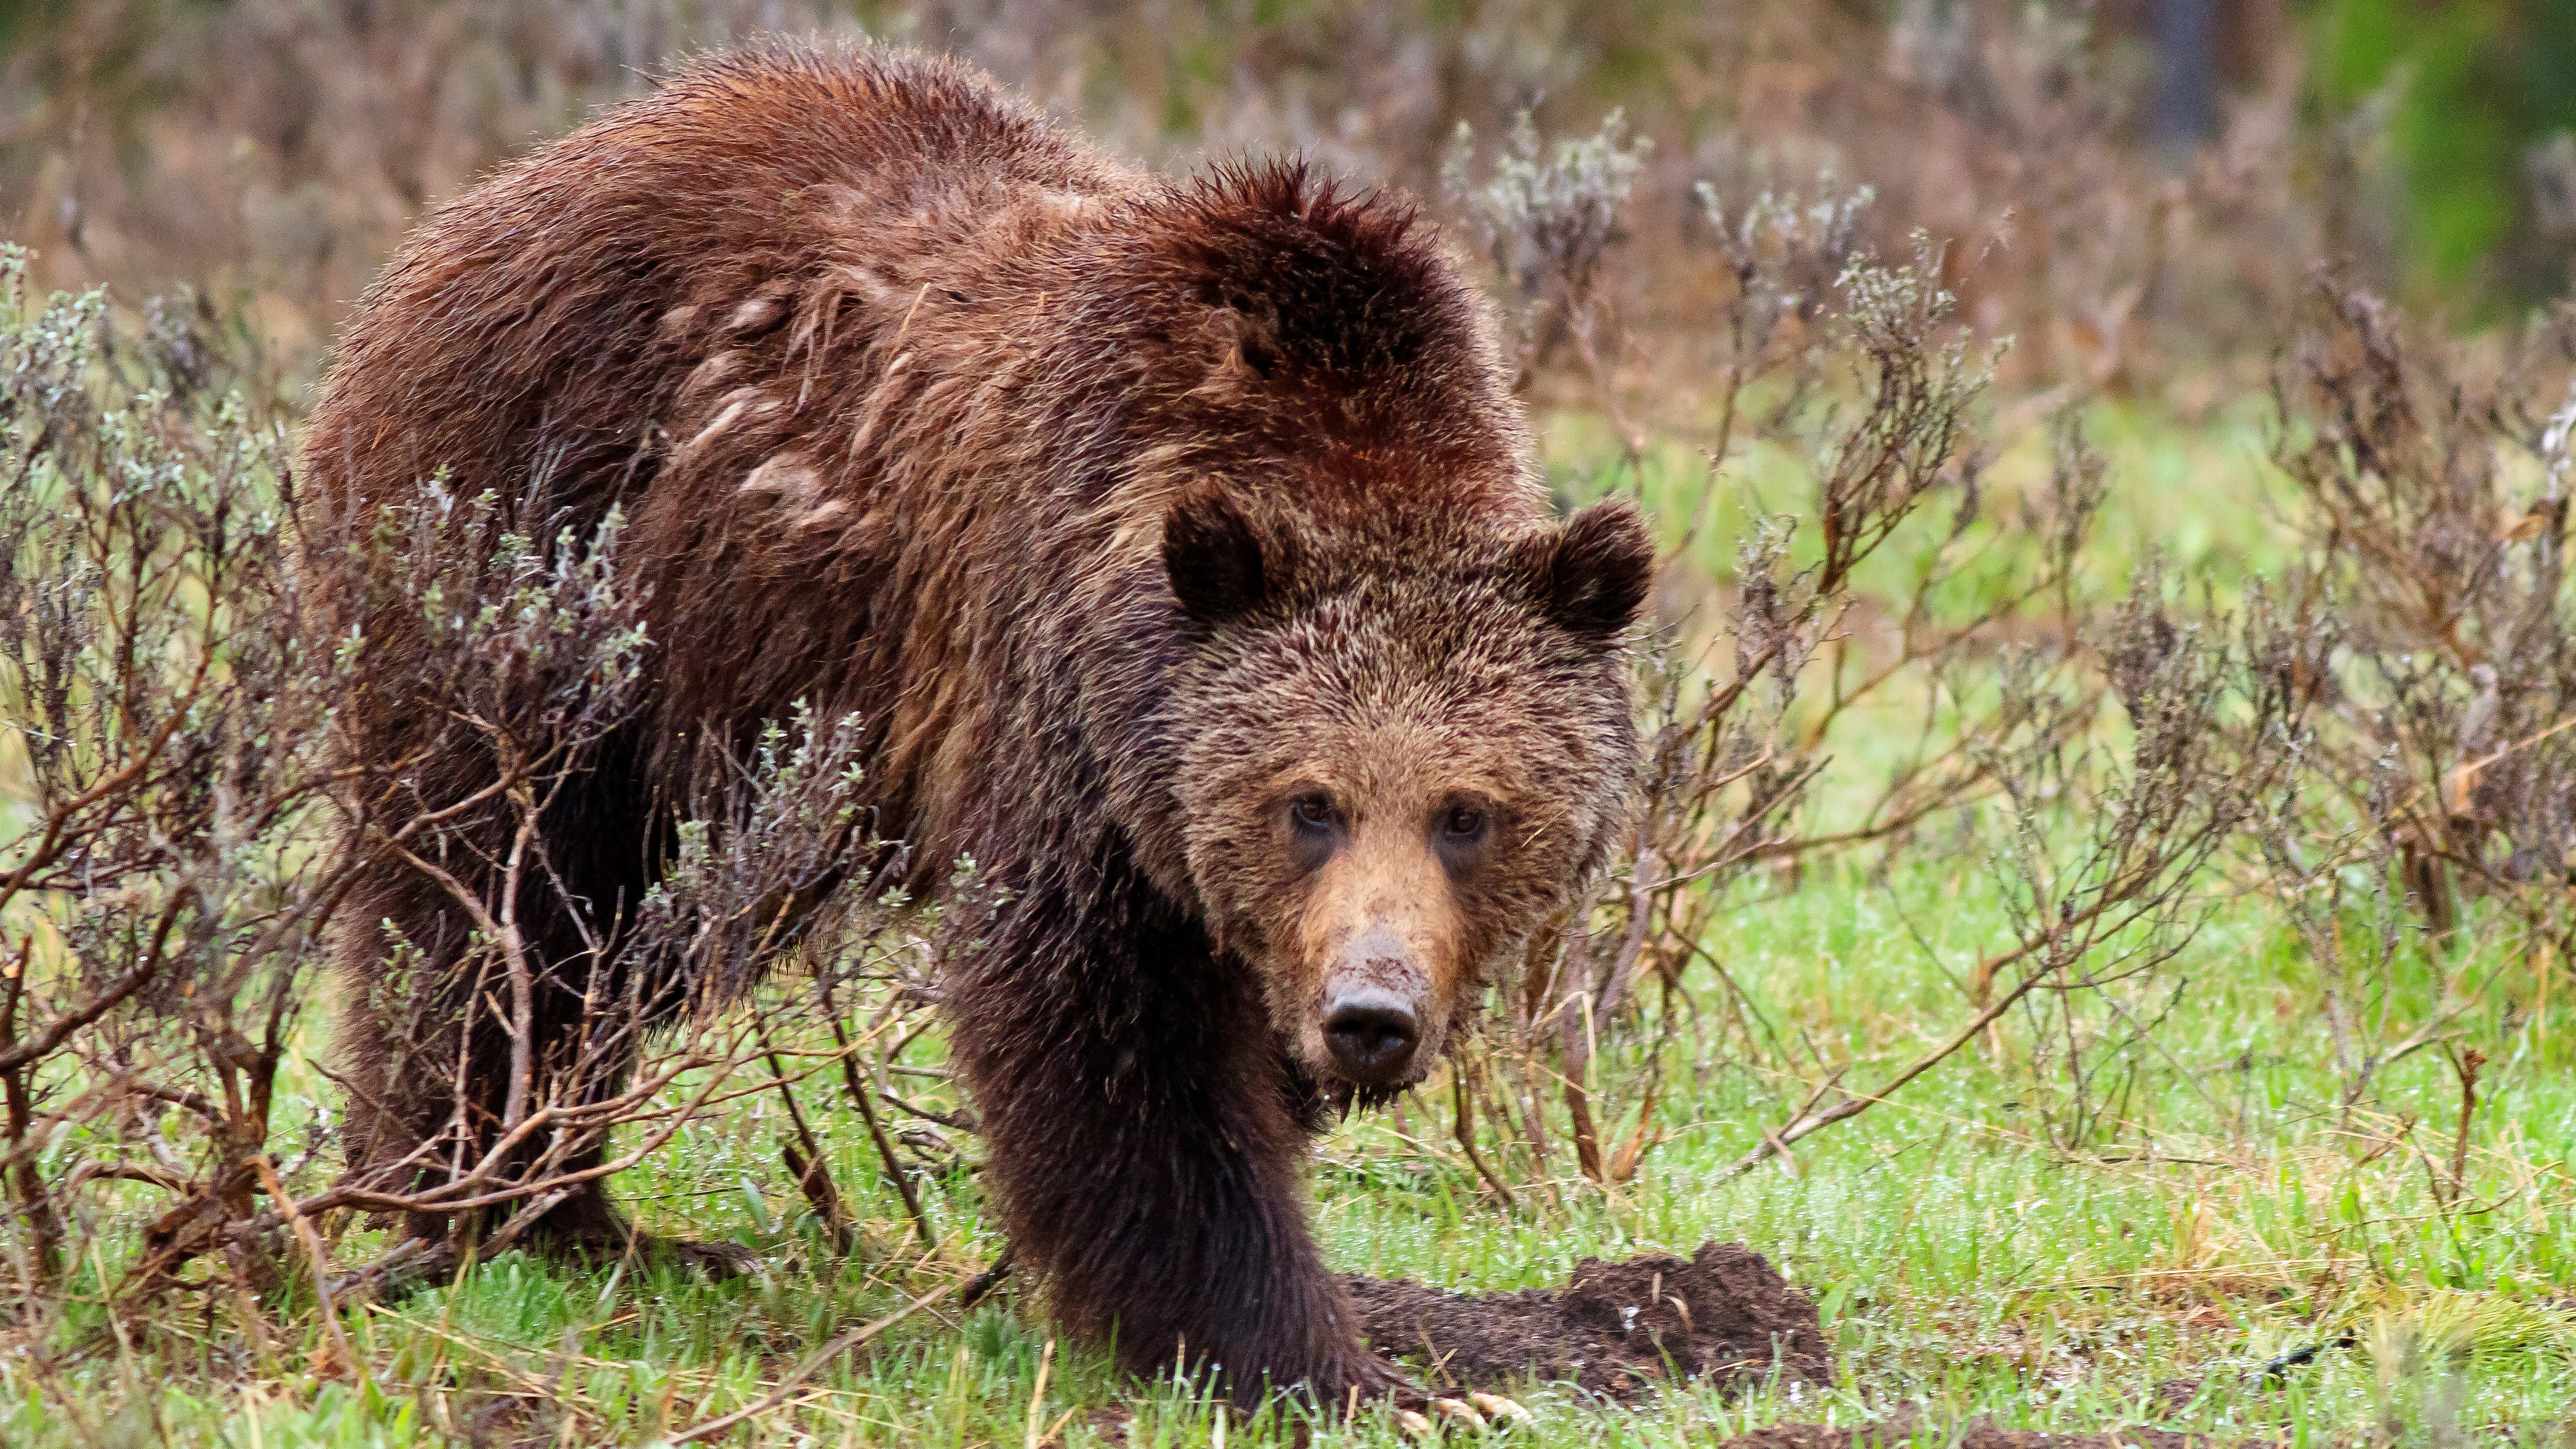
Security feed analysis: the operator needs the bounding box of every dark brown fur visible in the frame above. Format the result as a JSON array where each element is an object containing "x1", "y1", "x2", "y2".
[{"x1": 304, "y1": 40, "x2": 1650, "y2": 1404}]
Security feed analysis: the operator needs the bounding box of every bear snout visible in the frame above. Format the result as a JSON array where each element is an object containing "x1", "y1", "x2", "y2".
[
  {"x1": 1315, "y1": 923, "x2": 1432, "y2": 1085},
  {"x1": 1322, "y1": 985, "x2": 1420, "y2": 1083}
]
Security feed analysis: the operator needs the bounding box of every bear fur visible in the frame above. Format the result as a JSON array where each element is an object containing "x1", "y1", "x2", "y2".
[{"x1": 303, "y1": 40, "x2": 1651, "y2": 1403}]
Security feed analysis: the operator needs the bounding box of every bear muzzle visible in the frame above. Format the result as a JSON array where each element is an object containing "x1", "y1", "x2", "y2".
[{"x1": 1317, "y1": 923, "x2": 1431, "y2": 1087}]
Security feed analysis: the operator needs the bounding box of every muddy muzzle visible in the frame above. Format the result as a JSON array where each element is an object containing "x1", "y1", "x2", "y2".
[{"x1": 1319, "y1": 924, "x2": 1429, "y2": 1086}]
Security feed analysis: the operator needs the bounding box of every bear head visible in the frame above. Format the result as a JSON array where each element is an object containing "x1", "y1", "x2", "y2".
[{"x1": 1160, "y1": 487, "x2": 1653, "y2": 1102}]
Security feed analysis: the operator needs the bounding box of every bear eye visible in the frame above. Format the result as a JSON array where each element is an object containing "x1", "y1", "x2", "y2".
[
  {"x1": 1439, "y1": 805, "x2": 1488, "y2": 843},
  {"x1": 1289, "y1": 792, "x2": 1336, "y2": 832}
]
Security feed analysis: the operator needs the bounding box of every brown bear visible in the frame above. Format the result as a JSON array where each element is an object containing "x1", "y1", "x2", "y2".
[{"x1": 303, "y1": 39, "x2": 1651, "y2": 1405}]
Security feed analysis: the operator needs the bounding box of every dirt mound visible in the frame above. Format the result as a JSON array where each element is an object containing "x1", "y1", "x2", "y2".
[
  {"x1": 1715, "y1": 1417, "x2": 2213, "y2": 1449},
  {"x1": 1343, "y1": 1240, "x2": 1832, "y2": 1398}
]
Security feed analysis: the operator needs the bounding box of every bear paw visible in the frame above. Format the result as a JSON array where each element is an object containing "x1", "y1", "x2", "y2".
[
  {"x1": 1466, "y1": 1392, "x2": 1535, "y2": 1427},
  {"x1": 1395, "y1": 1392, "x2": 1533, "y2": 1436},
  {"x1": 1391, "y1": 1389, "x2": 1525, "y2": 1431}
]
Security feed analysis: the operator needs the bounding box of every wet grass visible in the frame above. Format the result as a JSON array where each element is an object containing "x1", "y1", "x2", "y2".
[
  {"x1": 9, "y1": 850, "x2": 2574, "y2": 1448},
  {"x1": 5, "y1": 404, "x2": 2574, "y2": 1447}
]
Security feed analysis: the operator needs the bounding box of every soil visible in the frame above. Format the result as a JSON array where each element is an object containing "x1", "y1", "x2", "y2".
[
  {"x1": 1710, "y1": 1415, "x2": 2216, "y2": 1449},
  {"x1": 1342, "y1": 1239, "x2": 1833, "y2": 1398}
]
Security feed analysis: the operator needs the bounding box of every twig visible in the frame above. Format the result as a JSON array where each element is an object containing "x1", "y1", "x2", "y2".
[
  {"x1": 2256, "y1": 1335, "x2": 2357, "y2": 1382},
  {"x1": 880, "y1": 1090, "x2": 976, "y2": 1132},
  {"x1": 959, "y1": 1247, "x2": 1015, "y2": 1310},
  {"x1": 1719, "y1": 925, "x2": 2077, "y2": 1179},
  {"x1": 667, "y1": 1270, "x2": 967, "y2": 1443},
  {"x1": 1449, "y1": 1065, "x2": 1514, "y2": 1208},
  {"x1": 2443, "y1": 1045, "x2": 2486, "y2": 1207},
  {"x1": 762, "y1": 1038, "x2": 854, "y2": 1253},
  {"x1": 249, "y1": 1153, "x2": 365, "y2": 1391},
  {"x1": 822, "y1": 990, "x2": 936, "y2": 1250}
]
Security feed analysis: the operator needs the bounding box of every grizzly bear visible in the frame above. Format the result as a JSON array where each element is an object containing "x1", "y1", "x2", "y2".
[{"x1": 303, "y1": 40, "x2": 1651, "y2": 1405}]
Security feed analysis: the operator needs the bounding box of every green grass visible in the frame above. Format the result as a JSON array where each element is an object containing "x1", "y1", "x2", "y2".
[
  {"x1": 1545, "y1": 387, "x2": 2301, "y2": 611},
  {"x1": 9, "y1": 853, "x2": 2573, "y2": 1448},
  {"x1": 7, "y1": 400, "x2": 2574, "y2": 1446}
]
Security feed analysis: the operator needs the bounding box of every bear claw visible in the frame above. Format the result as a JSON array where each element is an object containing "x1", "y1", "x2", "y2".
[
  {"x1": 1467, "y1": 1392, "x2": 1533, "y2": 1427},
  {"x1": 1399, "y1": 1394, "x2": 1529, "y2": 1436},
  {"x1": 1430, "y1": 1397, "x2": 1486, "y2": 1428}
]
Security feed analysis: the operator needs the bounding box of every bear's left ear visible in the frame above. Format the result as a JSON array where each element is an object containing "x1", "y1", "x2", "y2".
[
  {"x1": 1163, "y1": 489, "x2": 1290, "y2": 626},
  {"x1": 1527, "y1": 499, "x2": 1656, "y2": 641}
]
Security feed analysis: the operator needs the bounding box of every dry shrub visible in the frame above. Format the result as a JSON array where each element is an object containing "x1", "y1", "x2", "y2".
[
  {"x1": 0, "y1": 252, "x2": 944, "y2": 1379},
  {"x1": 1580, "y1": 0, "x2": 2327, "y2": 405},
  {"x1": 1443, "y1": 107, "x2": 1653, "y2": 397},
  {"x1": 1426, "y1": 107, "x2": 2368, "y2": 1191},
  {"x1": 1969, "y1": 567, "x2": 2316, "y2": 1157},
  {"x1": 2250, "y1": 273, "x2": 2576, "y2": 1106},
  {"x1": 0, "y1": 248, "x2": 327, "y2": 1300},
  {"x1": 1436, "y1": 121, "x2": 2193, "y2": 1193}
]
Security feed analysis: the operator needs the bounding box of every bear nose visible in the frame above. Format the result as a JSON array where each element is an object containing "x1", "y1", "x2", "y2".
[{"x1": 1322, "y1": 987, "x2": 1420, "y2": 1084}]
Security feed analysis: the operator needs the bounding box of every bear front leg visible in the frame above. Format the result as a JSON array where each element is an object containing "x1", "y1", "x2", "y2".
[{"x1": 949, "y1": 854, "x2": 1402, "y2": 1407}]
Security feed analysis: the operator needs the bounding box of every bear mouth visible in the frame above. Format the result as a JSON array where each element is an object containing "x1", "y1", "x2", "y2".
[
  {"x1": 1318, "y1": 1073, "x2": 1422, "y2": 1117},
  {"x1": 1303, "y1": 1008, "x2": 1445, "y2": 1115}
]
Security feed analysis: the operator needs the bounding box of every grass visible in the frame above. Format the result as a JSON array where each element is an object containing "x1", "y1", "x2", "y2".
[
  {"x1": 6, "y1": 395, "x2": 2574, "y2": 1447},
  {"x1": 10, "y1": 850, "x2": 2574, "y2": 1448},
  {"x1": 1545, "y1": 387, "x2": 2301, "y2": 609}
]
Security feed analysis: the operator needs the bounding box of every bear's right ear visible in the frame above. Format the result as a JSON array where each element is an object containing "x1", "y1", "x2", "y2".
[{"x1": 1163, "y1": 490, "x2": 1281, "y2": 626}]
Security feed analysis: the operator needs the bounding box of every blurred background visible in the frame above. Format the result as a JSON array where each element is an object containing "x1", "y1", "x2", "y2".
[{"x1": 5, "y1": 0, "x2": 2575, "y2": 394}]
